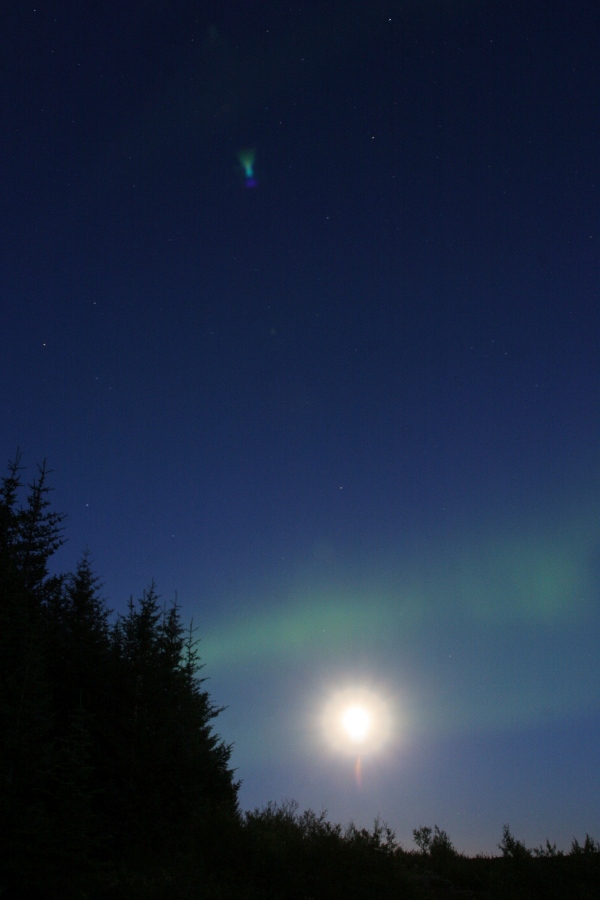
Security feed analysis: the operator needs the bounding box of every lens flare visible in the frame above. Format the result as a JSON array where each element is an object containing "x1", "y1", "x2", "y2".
[{"x1": 238, "y1": 148, "x2": 257, "y2": 187}]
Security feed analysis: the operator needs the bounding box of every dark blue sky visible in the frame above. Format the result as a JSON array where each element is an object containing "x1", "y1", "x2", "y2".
[{"x1": 2, "y1": 0, "x2": 599, "y2": 853}]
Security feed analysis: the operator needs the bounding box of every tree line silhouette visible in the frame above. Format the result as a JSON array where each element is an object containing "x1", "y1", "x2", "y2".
[{"x1": 1, "y1": 454, "x2": 598, "y2": 898}]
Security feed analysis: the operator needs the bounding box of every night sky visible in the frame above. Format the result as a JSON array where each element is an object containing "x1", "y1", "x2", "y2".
[{"x1": 2, "y1": 0, "x2": 599, "y2": 854}]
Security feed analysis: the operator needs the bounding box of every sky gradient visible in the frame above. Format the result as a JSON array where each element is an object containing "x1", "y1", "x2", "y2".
[{"x1": 2, "y1": 0, "x2": 599, "y2": 854}]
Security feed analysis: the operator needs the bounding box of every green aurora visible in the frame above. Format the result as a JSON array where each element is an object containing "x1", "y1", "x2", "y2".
[{"x1": 200, "y1": 490, "x2": 600, "y2": 754}]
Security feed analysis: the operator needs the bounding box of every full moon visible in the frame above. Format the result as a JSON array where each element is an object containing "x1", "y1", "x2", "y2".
[
  {"x1": 322, "y1": 686, "x2": 391, "y2": 755},
  {"x1": 342, "y1": 706, "x2": 371, "y2": 742}
]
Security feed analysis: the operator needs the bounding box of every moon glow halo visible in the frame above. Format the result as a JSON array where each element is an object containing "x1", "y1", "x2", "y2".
[
  {"x1": 322, "y1": 687, "x2": 391, "y2": 756},
  {"x1": 342, "y1": 706, "x2": 371, "y2": 742}
]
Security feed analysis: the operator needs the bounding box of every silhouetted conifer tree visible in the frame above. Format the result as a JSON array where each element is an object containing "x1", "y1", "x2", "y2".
[
  {"x1": 0, "y1": 456, "x2": 240, "y2": 894},
  {"x1": 109, "y1": 586, "x2": 239, "y2": 858},
  {"x1": 0, "y1": 454, "x2": 66, "y2": 888}
]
